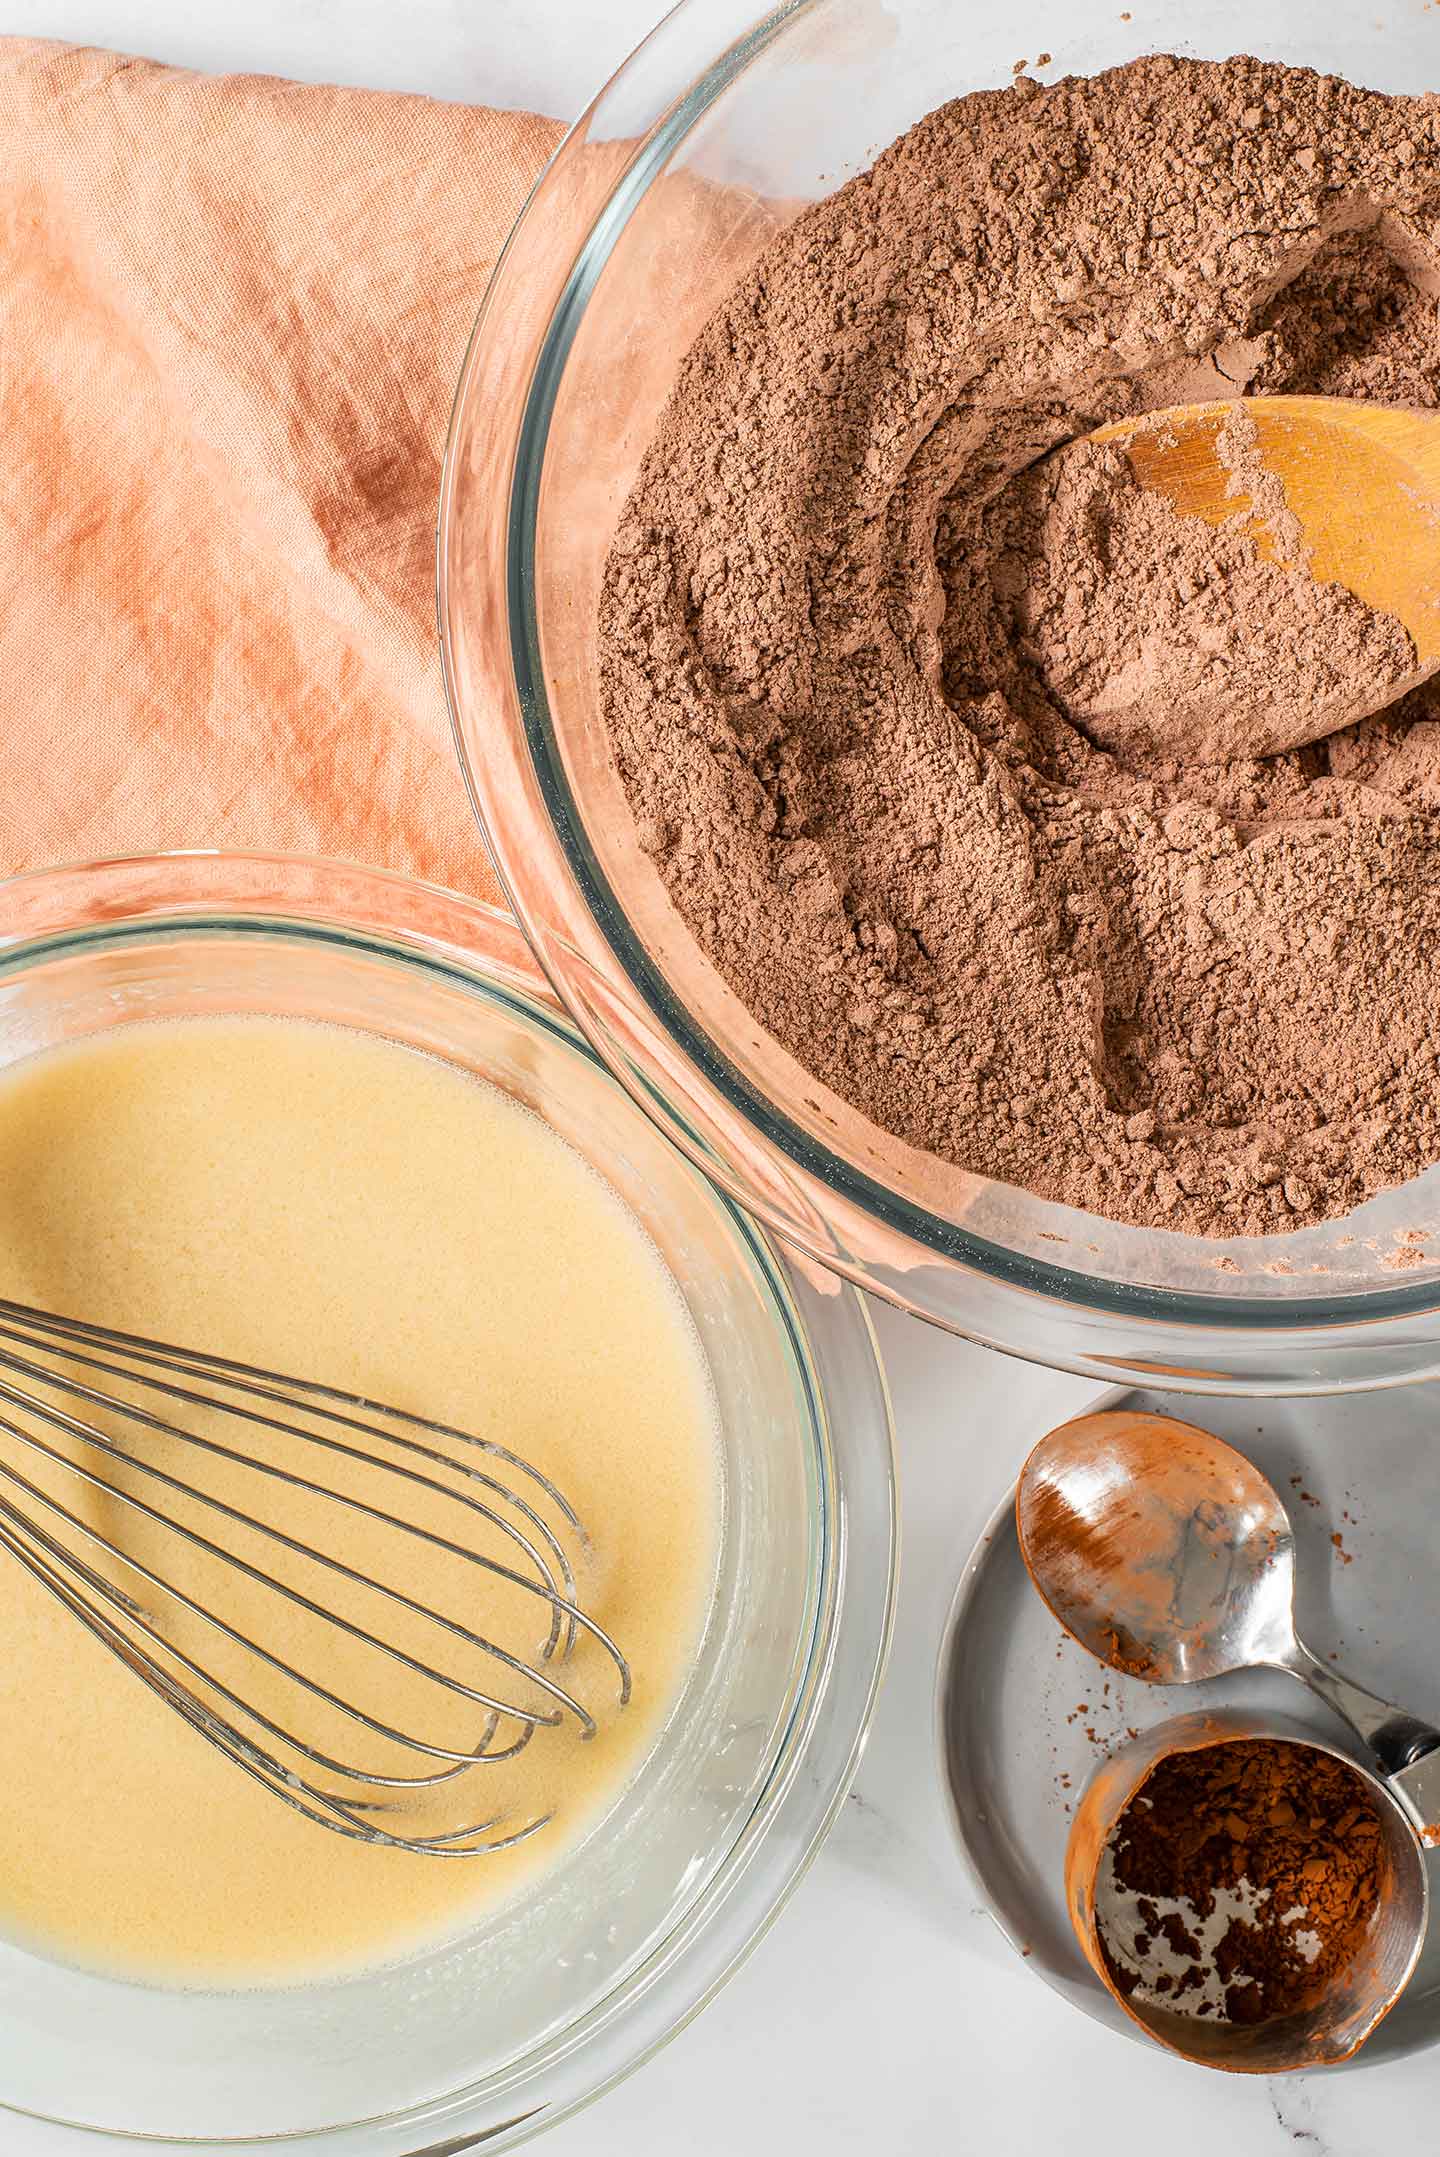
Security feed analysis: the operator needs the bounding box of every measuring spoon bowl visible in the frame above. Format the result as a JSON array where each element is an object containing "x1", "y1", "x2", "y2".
[{"x1": 1017, "y1": 1410, "x2": 1440, "y2": 1802}]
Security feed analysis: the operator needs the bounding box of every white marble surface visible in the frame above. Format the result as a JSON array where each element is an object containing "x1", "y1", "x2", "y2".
[{"x1": 1, "y1": 2, "x2": 1431, "y2": 2150}]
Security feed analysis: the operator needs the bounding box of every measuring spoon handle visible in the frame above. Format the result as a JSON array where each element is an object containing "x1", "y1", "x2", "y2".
[{"x1": 1282, "y1": 1638, "x2": 1440, "y2": 1794}]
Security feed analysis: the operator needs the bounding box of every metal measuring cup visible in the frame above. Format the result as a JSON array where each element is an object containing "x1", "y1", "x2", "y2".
[{"x1": 1066, "y1": 1707, "x2": 1428, "y2": 2071}]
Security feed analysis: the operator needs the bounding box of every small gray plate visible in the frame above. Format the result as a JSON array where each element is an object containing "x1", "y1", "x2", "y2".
[{"x1": 935, "y1": 1383, "x2": 1440, "y2": 2065}]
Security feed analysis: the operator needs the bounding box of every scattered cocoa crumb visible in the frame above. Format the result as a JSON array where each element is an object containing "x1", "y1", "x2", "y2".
[{"x1": 1102, "y1": 1625, "x2": 1164, "y2": 1680}]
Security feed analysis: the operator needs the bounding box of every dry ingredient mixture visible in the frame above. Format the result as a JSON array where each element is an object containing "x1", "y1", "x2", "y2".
[
  {"x1": 599, "y1": 55, "x2": 1440, "y2": 1235},
  {"x1": 1097, "y1": 1739, "x2": 1386, "y2": 2024}
]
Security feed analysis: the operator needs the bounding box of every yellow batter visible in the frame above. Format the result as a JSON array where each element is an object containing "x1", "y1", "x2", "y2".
[{"x1": 0, "y1": 1017, "x2": 719, "y2": 1987}]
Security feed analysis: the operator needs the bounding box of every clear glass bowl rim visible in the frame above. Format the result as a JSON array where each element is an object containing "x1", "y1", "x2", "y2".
[
  {"x1": 437, "y1": 0, "x2": 1440, "y2": 1388},
  {"x1": 0, "y1": 849, "x2": 897, "y2": 2156}
]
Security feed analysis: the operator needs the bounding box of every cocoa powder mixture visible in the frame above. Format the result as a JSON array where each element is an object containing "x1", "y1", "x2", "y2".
[
  {"x1": 598, "y1": 56, "x2": 1440, "y2": 1235},
  {"x1": 990, "y1": 416, "x2": 1419, "y2": 770},
  {"x1": 1097, "y1": 1739, "x2": 1386, "y2": 2025}
]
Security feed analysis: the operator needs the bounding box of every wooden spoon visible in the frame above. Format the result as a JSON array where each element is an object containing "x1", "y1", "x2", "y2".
[{"x1": 1087, "y1": 394, "x2": 1440, "y2": 754}]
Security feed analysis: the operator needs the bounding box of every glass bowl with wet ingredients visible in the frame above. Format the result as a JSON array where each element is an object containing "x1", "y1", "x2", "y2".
[
  {"x1": 0, "y1": 852, "x2": 895, "y2": 2153},
  {"x1": 440, "y1": 0, "x2": 1440, "y2": 1395}
]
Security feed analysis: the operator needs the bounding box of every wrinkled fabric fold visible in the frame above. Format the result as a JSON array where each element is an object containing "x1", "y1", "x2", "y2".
[{"x1": 0, "y1": 39, "x2": 563, "y2": 892}]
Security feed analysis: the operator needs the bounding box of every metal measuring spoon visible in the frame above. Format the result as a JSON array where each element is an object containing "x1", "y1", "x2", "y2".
[{"x1": 1016, "y1": 1408, "x2": 1440, "y2": 1844}]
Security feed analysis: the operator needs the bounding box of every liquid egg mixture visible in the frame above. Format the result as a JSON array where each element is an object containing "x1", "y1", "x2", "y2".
[{"x1": 0, "y1": 1017, "x2": 720, "y2": 1986}]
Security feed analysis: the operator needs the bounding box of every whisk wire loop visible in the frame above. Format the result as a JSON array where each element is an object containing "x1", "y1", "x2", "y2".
[{"x1": 0, "y1": 1299, "x2": 630, "y2": 1856}]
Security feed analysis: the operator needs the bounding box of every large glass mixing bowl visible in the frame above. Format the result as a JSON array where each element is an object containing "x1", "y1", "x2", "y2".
[
  {"x1": 0, "y1": 854, "x2": 895, "y2": 2154},
  {"x1": 440, "y1": 0, "x2": 1440, "y2": 1394}
]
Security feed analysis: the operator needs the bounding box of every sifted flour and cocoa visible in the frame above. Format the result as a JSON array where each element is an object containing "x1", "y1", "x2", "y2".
[{"x1": 599, "y1": 56, "x2": 1440, "y2": 1236}]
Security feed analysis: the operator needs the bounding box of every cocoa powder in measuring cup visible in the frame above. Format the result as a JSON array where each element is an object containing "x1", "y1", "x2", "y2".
[{"x1": 1098, "y1": 1738, "x2": 1385, "y2": 2024}]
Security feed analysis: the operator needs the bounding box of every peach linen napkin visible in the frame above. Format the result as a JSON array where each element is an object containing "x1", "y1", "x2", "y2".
[{"x1": 0, "y1": 39, "x2": 565, "y2": 896}]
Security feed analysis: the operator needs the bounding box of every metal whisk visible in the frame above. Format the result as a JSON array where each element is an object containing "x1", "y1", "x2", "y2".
[{"x1": 0, "y1": 1297, "x2": 629, "y2": 1856}]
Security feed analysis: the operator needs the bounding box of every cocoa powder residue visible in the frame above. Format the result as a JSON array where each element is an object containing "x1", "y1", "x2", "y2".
[
  {"x1": 1098, "y1": 1739, "x2": 1387, "y2": 2026},
  {"x1": 599, "y1": 56, "x2": 1440, "y2": 1235}
]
